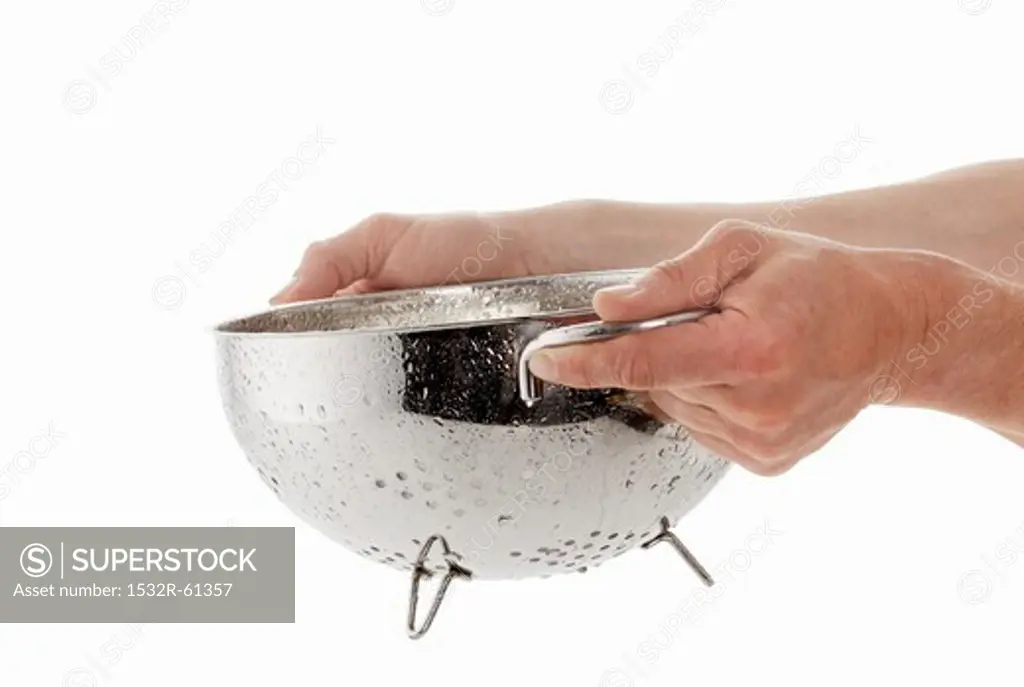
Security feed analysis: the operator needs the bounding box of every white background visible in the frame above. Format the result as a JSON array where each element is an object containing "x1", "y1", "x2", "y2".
[{"x1": 2, "y1": 0, "x2": 1023, "y2": 685}]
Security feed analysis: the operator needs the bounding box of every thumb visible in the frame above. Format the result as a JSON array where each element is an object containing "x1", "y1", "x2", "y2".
[
  {"x1": 593, "y1": 219, "x2": 773, "y2": 321},
  {"x1": 271, "y1": 213, "x2": 411, "y2": 303}
]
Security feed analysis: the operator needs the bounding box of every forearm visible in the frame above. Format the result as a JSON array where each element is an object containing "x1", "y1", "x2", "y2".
[
  {"x1": 752, "y1": 159, "x2": 1024, "y2": 282},
  {"x1": 887, "y1": 251, "x2": 1024, "y2": 443},
  {"x1": 575, "y1": 159, "x2": 1024, "y2": 283}
]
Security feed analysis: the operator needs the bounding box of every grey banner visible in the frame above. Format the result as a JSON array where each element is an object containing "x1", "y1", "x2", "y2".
[{"x1": 0, "y1": 527, "x2": 294, "y2": 623}]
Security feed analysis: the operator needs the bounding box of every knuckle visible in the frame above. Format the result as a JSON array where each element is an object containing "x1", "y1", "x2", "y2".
[
  {"x1": 740, "y1": 459, "x2": 773, "y2": 477},
  {"x1": 758, "y1": 433, "x2": 789, "y2": 458},
  {"x1": 734, "y1": 430, "x2": 789, "y2": 465},
  {"x1": 731, "y1": 431, "x2": 760, "y2": 458},
  {"x1": 301, "y1": 240, "x2": 332, "y2": 263},
  {"x1": 354, "y1": 213, "x2": 410, "y2": 257},
  {"x1": 358, "y1": 212, "x2": 404, "y2": 232},
  {"x1": 723, "y1": 393, "x2": 792, "y2": 433},
  {"x1": 746, "y1": 458, "x2": 793, "y2": 477},
  {"x1": 614, "y1": 347, "x2": 656, "y2": 389},
  {"x1": 707, "y1": 219, "x2": 756, "y2": 241},
  {"x1": 646, "y1": 257, "x2": 687, "y2": 286},
  {"x1": 556, "y1": 351, "x2": 601, "y2": 389},
  {"x1": 707, "y1": 219, "x2": 772, "y2": 252},
  {"x1": 614, "y1": 352, "x2": 655, "y2": 389},
  {"x1": 748, "y1": 408, "x2": 789, "y2": 434}
]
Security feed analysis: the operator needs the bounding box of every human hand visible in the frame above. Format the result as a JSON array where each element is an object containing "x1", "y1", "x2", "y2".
[
  {"x1": 270, "y1": 201, "x2": 700, "y2": 303},
  {"x1": 526, "y1": 220, "x2": 920, "y2": 475}
]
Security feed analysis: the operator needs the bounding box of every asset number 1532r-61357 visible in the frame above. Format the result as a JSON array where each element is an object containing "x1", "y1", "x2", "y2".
[{"x1": 127, "y1": 582, "x2": 233, "y2": 597}]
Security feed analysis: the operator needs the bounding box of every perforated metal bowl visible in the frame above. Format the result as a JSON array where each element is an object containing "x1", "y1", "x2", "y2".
[{"x1": 214, "y1": 269, "x2": 730, "y2": 637}]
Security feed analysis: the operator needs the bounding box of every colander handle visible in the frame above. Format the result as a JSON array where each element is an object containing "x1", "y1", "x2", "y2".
[{"x1": 517, "y1": 308, "x2": 714, "y2": 406}]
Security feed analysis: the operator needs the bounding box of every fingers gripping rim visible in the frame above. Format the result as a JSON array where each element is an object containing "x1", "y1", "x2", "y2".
[{"x1": 308, "y1": 214, "x2": 411, "y2": 294}]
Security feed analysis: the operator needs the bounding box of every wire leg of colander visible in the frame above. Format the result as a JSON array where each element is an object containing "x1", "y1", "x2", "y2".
[
  {"x1": 406, "y1": 534, "x2": 472, "y2": 640},
  {"x1": 641, "y1": 516, "x2": 715, "y2": 587}
]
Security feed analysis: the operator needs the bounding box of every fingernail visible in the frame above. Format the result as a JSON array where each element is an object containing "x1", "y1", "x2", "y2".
[
  {"x1": 270, "y1": 277, "x2": 299, "y2": 304},
  {"x1": 595, "y1": 283, "x2": 642, "y2": 299},
  {"x1": 528, "y1": 351, "x2": 559, "y2": 380}
]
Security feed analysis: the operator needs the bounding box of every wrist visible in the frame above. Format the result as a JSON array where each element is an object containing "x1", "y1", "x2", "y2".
[
  {"x1": 876, "y1": 249, "x2": 1001, "y2": 408},
  {"x1": 843, "y1": 249, "x2": 930, "y2": 403}
]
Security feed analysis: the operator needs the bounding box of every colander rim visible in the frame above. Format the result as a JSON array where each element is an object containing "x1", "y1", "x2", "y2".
[{"x1": 212, "y1": 268, "x2": 644, "y2": 339}]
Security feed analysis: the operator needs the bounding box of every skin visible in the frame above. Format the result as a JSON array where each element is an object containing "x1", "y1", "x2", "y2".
[{"x1": 272, "y1": 160, "x2": 1024, "y2": 475}]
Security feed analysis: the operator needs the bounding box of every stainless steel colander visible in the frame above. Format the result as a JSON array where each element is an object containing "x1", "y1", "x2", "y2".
[{"x1": 214, "y1": 269, "x2": 730, "y2": 638}]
